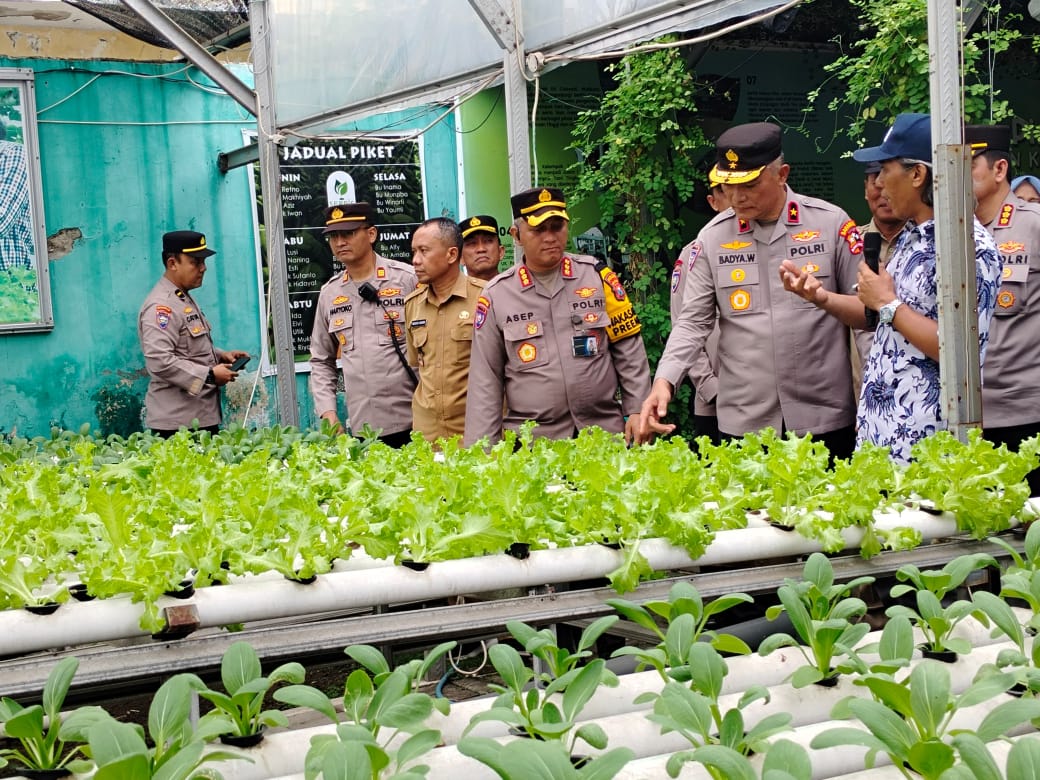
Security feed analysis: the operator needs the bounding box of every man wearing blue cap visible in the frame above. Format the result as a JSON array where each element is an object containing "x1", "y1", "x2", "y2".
[
  {"x1": 138, "y1": 230, "x2": 249, "y2": 436},
  {"x1": 778, "y1": 113, "x2": 1002, "y2": 462},
  {"x1": 643, "y1": 122, "x2": 863, "y2": 459},
  {"x1": 965, "y1": 125, "x2": 1040, "y2": 495}
]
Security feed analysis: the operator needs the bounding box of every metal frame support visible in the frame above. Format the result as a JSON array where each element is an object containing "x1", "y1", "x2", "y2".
[
  {"x1": 252, "y1": 0, "x2": 300, "y2": 426},
  {"x1": 118, "y1": 0, "x2": 256, "y2": 116},
  {"x1": 217, "y1": 143, "x2": 259, "y2": 174},
  {"x1": 928, "y1": 0, "x2": 981, "y2": 441}
]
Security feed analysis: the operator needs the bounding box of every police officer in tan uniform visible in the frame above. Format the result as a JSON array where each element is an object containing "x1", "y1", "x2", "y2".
[
  {"x1": 405, "y1": 217, "x2": 485, "y2": 443},
  {"x1": 642, "y1": 123, "x2": 862, "y2": 459},
  {"x1": 464, "y1": 187, "x2": 652, "y2": 446},
  {"x1": 309, "y1": 202, "x2": 418, "y2": 447},
  {"x1": 670, "y1": 171, "x2": 728, "y2": 447},
  {"x1": 138, "y1": 230, "x2": 248, "y2": 436},
  {"x1": 966, "y1": 125, "x2": 1040, "y2": 495},
  {"x1": 459, "y1": 214, "x2": 506, "y2": 282}
]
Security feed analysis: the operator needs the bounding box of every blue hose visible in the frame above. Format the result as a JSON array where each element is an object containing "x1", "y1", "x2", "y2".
[{"x1": 435, "y1": 667, "x2": 455, "y2": 699}]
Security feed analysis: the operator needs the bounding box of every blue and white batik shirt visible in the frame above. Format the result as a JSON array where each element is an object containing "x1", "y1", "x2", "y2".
[{"x1": 857, "y1": 218, "x2": 1001, "y2": 463}]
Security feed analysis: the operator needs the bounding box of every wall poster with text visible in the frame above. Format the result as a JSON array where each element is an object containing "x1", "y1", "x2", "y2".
[
  {"x1": 248, "y1": 133, "x2": 426, "y2": 373},
  {"x1": 0, "y1": 69, "x2": 53, "y2": 332}
]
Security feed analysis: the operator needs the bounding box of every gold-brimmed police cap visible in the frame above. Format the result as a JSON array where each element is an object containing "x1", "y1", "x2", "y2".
[
  {"x1": 510, "y1": 187, "x2": 569, "y2": 227},
  {"x1": 459, "y1": 214, "x2": 500, "y2": 239},
  {"x1": 163, "y1": 230, "x2": 215, "y2": 258},
  {"x1": 322, "y1": 202, "x2": 377, "y2": 234},
  {"x1": 710, "y1": 122, "x2": 783, "y2": 185},
  {"x1": 965, "y1": 124, "x2": 1011, "y2": 156}
]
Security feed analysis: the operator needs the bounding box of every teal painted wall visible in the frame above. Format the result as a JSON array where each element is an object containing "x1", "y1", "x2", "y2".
[{"x1": 0, "y1": 58, "x2": 459, "y2": 437}]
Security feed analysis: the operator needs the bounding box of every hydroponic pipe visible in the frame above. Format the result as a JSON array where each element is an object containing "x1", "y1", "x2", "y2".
[
  {"x1": 0, "y1": 511, "x2": 999, "y2": 657},
  {"x1": 207, "y1": 634, "x2": 1018, "y2": 780}
]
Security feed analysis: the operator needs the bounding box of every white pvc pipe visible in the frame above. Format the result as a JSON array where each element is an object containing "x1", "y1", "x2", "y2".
[{"x1": 0, "y1": 510, "x2": 980, "y2": 656}]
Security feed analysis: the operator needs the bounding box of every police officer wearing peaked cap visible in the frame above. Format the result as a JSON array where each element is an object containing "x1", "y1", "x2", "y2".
[
  {"x1": 458, "y1": 214, "x2": 506, "y2": 282},
  {"x1": 138, "y1": 230, "x2": 249, "y2": 436},
  {"x1": 964, "y1": 123, "x2": 1040, "y2": 496},
  {"x1": 464, "y1": 186, "x2": 652, "y2": 446},
  {"x1": 309, "y1": 201, "x2": 419, "y2": 446},
  {"x1": 643, "y1": 122, "x2": 863, "y2": 459}
]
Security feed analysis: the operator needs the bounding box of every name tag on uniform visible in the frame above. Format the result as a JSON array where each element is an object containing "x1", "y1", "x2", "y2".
[{"x1": 572, "y1": 334, "x2": 599, "y2": 357}]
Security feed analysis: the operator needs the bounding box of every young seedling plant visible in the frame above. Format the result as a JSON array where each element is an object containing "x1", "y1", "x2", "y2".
[
  {"x1": 463, "y1": 617, "x2": 619, "y2": 755},
  {"x1": 758, "y1": 552, "x2": 875, "y2": 686},
  {"x1": 607, "y1": 580, "x2": 754, "y2": 682},
  {"x1": 0, "y1": 657, "x2": 106, "y2": 775},
  {"x1": 638, "y1": 643, "x2": 793, "y2": 777},
  {"x1": 274, "y1": 642, "x2": 455, "y2": 780},
  {"x1": 811, "y1": 660, "x2": 1040, "y2": 780},
  {"x1": 197, "y1": 640, "x2": 306, "y2": 741},
  {"x1": 885, "y1": 552, "x2": 998, "y2": 657}
]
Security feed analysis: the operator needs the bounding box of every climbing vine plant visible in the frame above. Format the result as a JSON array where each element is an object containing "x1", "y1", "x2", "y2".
[
  {"x1": 569, "y1": 38, "x2": 711, "y2": 370},
  {"x1": 808, "y1": 0, "x2": 1035, "y2": 146}
]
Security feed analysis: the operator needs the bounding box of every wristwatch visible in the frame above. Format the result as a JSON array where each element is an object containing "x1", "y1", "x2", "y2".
[{"x1": 879, "y1": 298, "x2": 903, "y2": 325}]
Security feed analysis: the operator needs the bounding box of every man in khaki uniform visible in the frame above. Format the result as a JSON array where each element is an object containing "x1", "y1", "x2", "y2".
[
  {"x1": 138, "y1": 230, "x2": 248, "y2": 436},
  {"x1": 966, "y1": 125, "x2": 1040, "y2": 495},
  {"x1": 670, "y1": 172, "x2": 728, "y2": 446},
  {"x1": 405, "y1": 217, "x2": 485, "y2": 443},
  {"x1": 642, "y1": 122, "x2": 862, "y2": 459},
  {"x1": 464, "y1": 187, "x2": 651, "y2": 446},
  {"x1": 459, "y1": 214, "x2": 506, "y2": 282},
  {"x1": 309, "y1": 202, "x2": 418, "y2": 447}
]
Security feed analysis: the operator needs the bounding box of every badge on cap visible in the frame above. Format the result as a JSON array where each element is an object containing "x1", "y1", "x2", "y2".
[{"x1": 469, "y1": 217, "x2": 481, "y2": 227}]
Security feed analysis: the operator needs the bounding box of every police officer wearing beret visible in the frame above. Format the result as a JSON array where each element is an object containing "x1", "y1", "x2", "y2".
[
  {"x1": 644, "y1": 122, "x2": 862, "y2": 458},
  {"x1": 138, "y1": 230, "x2": 248, "y2": 436},
  {"x1": 966, "y1": 124, "x2": 1040, "y2": 495},
  {"x1": 459, "y1": 214, "x2": 506, "y2": 282},
  {"x1": 309, "y1": 202, "x2": 419, "y2": 446},
  {"x1": 464, "y1": 187, "x2": 652, "y2": 446}
]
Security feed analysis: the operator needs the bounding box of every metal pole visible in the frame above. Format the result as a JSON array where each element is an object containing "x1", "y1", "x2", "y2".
[
  {"x1": 928, "y1": 0, "x2": 980, "y2": 441},
  {"x1": 251, "y1": 0, "x2": 299, "y2": 425}
]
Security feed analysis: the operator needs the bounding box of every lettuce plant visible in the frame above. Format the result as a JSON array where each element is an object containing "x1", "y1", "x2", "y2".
[{"x1": 458, "y1": 737, "x2": 634, "y2": 780}]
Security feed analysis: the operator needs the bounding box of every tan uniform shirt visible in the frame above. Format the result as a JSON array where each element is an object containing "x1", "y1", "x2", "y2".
[
  {"x1": 464, "y1": 253, "x2": 651, "y2": 445},
  {"x1": 138, "y1": 276, "x2": 221, "y2": 430},
  {"x1": 980, "y1": 195, "x2": 1040, "y2": 427},
  {"x1": 309, "y1": 256, "x2": 418, "y2": 436},
  {"x1": 671, "y1": 237, "x2": 720, "y2": 416},
  {"x1": 657, "y1": 188, "x2": 860, "y2": 436},
  {"x1": 404, "y1": 272, "x2": 486, "y2": 442},
  {"x1": 852, "y1": 219, "x2": 904, "y2": 385}
]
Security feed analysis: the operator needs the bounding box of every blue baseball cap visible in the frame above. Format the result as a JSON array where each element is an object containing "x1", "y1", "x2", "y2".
[{"x1": 853, "y1": 113, "x2": 932, "y2": 164}]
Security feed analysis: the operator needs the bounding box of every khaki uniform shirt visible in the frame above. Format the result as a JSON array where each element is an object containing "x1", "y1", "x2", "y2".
[
  {"x1": 671, "y1": 237, "x2": 720, "y2": 416},
  {"x1": 852, "y1": 219, "x2": 904, "y2": 387},
  {"x1": 980, "y1": 195, "x2": 1040, "y2": 428},
  {"x1": 138, "y1": 276, "x2": 221, "y2": 430},
  {"x1": 404, "y1": 272, "x2": 486, "y2": 442},
  {"x1": 309, "y1": 256, "x2": 418, "y2": 436},
  {"x1": 657, "y1": 188, "x2": 860, "y2": 436},
  {"x1": 464, "y1": 253, "x2": 652, "y2": 445}
]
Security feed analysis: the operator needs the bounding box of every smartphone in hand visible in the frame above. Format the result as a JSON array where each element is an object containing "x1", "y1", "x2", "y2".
[{"x1": 230, "y1": 355, "x2": 250, "y2": 371}]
